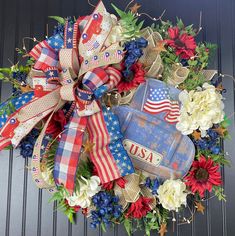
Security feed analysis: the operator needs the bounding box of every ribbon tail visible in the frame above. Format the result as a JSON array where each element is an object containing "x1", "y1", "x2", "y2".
[
  {"x1": 54, "y1": 109, "x2": 87, "y2": 194},
  {"x1": 31, "y1": 99, "x2": 65, "y2": 191},
  {"x1": 87, "y1": 105, "x2": 134, "y2": 184},
  {"x1": 0, "y1": 137, "x2": 11, "y2": 150}
]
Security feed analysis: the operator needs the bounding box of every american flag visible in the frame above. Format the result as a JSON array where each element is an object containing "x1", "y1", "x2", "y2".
[
  {"x1": 86, "y1": 40, "x2": 100, "y2": 51},
  {"x1": 143, "y1": 87, "x2": 180, "y2": 123}
]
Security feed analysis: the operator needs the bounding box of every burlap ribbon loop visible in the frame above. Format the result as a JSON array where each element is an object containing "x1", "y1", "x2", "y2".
[
  {"x1": 114, "y1": 173, "x2": 156, "y2": 210},
  {"x1": 167, "y1": 64, "x2": 190, "y2": 86},
  {"x1": 139, "y1": 27, "x2": 164, "y2": 78}
]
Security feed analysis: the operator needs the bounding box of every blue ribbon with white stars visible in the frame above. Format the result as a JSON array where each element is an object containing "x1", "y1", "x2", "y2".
[
  {"x1": 102, "y1": 106, "x2": 134, "y2": 176},
  {"x1": 0, "y1": 92, "x2": 34, "y2": 129},
  {"x1": 47, "y1": 34, "x2": 64, "y2": 52}
]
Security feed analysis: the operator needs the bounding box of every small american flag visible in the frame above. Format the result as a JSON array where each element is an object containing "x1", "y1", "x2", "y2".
[
  {"x1": 86, "y1": 40, "x2": 100, "y2": 51},
  {"x1": 143, "y1": 87, "x2": 180, "y2": 123}
]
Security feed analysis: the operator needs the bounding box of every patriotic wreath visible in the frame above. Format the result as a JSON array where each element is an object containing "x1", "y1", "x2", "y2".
[{"x1": 0, "y1": 1, "x2": 230, "y2": 235}]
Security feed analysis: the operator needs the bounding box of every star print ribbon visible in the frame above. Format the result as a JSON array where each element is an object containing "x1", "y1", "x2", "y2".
[{"x1": 0, "y1": 92, "x2": 35, "y2": 149}]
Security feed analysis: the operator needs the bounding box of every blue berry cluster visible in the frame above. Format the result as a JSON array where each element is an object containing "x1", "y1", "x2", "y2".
[
  {"x1": 90, "y1": 191, "x2": 122, "y2": 229},
  {"x1": 193, "y1": 128, "x2": 221, "y2": 155},
  {"x1": 19, "y1": 129, "x2": 39, "y2": 158},
  {"x1": 145, "y1": 177, "x2": 159, "y2": 195},
  {"x1": 12, "y1": 71, "x2": 28, "y2": 95},
  {"x1": 123, "y1": 37, "x2": 148, "y2": 79},
  {"x1": 12, "y1": 71, "x2": 27, "y2": 84}
]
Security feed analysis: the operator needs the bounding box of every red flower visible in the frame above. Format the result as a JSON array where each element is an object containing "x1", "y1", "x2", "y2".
[
  {"x1": 165, "y1": 27, "x2": 196, "y2": 59},
  {"x1": 102, "y1": 177, "x2": 127, "y2": 190},
  {"x1": 82, "y1": 208, "x2": 88, "y2": 216},
  {"x1": 117, "y1": 63, "x2": 145, "y2": 92},
  {"x1": 184, "y1": 155, "x2": 222, "y2": 197},
  {"x1": 46, "y1": 109, "x2": 67, "y2": 138},
  {"x1": 92, "y1": 165, "x2": 99, "y2": 176},
  {"x1": 64, "y1": 200, "x2": 81, "y2": 213},
  {"x1": 126, "y1": 196, "x2": 152, "y2": 219}
]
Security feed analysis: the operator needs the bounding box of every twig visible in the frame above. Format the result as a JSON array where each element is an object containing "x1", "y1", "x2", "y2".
[
  {"x1": 124, "y1": 0, "x2": 135, "y2": 12},
  {"x1": 87, "y1": 0, "x2": 96, "y2": 8},
  {"x1": 22, "y1": 37, "x2": 40, "y2": 53},
  {"x1": 136, "y1": 9, "x2": 166, "y2": 22},
  {"x1": 195, "y1": 11, "x2": 203, "y2": 35}
]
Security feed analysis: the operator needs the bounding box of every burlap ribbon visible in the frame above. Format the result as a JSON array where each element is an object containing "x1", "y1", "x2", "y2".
[
  {"x1": 167, "y1": 64, "x2": 190, "y2": 86},
  {"x1": 114, "y1": 173, "x2": 156, "y2": 210},
  {"x1": 139, "y1": 27, "x2": 164, "y2": 78}
]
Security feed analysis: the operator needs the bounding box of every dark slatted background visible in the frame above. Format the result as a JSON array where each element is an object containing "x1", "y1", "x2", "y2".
[{"x1": 0, "y1": 0, "x2": 234, "y2": 235}]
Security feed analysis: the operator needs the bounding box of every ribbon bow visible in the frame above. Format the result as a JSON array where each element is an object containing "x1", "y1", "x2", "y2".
[{"x1": 0, "y1": 1, "x2": 134, "y2": 194}]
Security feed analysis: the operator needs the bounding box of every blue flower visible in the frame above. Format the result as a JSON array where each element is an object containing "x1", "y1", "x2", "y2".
[
  {"x1": 90, "y1": 191, "x2": 122, "y2": 229},
  {"x1": 144, "y1": 177, "x2": 159, "y2": 194},
  {"x1": 19, "y1": 128, "x2": 39, "y2": 158},
  {"x1": 123, "y1": 37, "x2": 148, "y2": 78},
  {"x1": 193, "y1": 128, "x2": 221, "y2": 155}
]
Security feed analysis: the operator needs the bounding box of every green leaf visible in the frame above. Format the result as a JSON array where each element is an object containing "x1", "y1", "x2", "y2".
[
  {"x1": 176, "y1": 17, "x2": 184, "y2": 29},
  {"x1": 123, "y1": 218, "x2": 132, "y2": 236},
  {"x1": 111, "y1": 4, "x2": 125, "y2": 18},
  {"x1": 101, "y1": 222, "x2": 107, "y2": 232},
  {"x1": 111, "y1": 4, "x2": 143, "y2": 40},
  {"x1": 0, "y1": 72, "x2": 4, "y2": 79},
  {"x1": 188, "y1": 60, "x2": 198, "y2": 66},
  {"x1": 4, "y1": 145, "x2": 13, "y2": 150},
  {"x1": 0, "y1": 68, "x2": 11, "y2": 74},
  {"x1": 48, "y1": 16, "x2": 66, "y2": 25},
  {"x1": 213, "y1": 186, "x2": 226, "y2": 201},
  {"x1": 221, "y1": 116, "x2": 231, "y2": 128}
]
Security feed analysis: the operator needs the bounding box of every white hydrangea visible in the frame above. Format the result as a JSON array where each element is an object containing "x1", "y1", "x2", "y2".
[
  {"x1": 157, "y1": 179, "x2": 188, "y2": 211},
  {"x1": 66, "y1": 176, "x2": 101, "y2": 208},
  {"x1": 176, "y1": 83, "x2": 225, "y2": 135}
]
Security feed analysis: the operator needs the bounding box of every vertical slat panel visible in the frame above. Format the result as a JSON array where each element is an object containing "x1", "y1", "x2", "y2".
[
  {"x1": 5, "y1": 150, "x2": 14, "y2": 236},
  {"x1": 1, "y1": 0, "x2": 18, "y2": 236},
  {"x1": 37, "y1": 190, "x2": 43, "y2": 236},
  {"x1": 0, "y1": 1, "x2": 235, "y2": 236},
  {"x1": 21, "y1": 157, "x2": 29, "y2": 236},
  {"x1": 0, "y1": 0, "x2": 8, "y2": 234},
  {"x1": 219, "y1": 0, "x2": 235, "y2": 234},
  {"x1": 53, "y1": 201, "x2": 58, "y2": 236}
]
